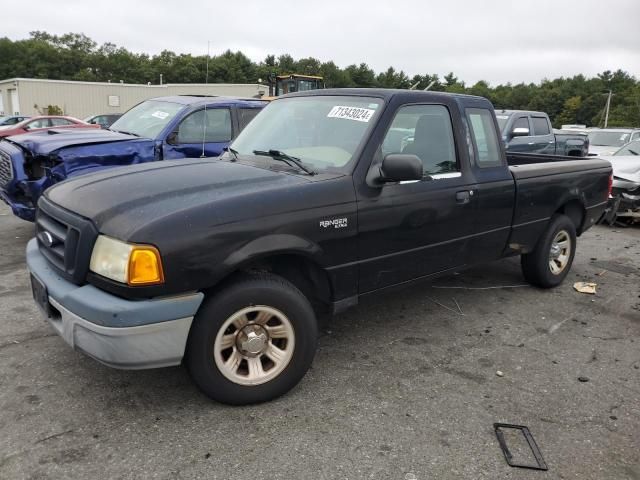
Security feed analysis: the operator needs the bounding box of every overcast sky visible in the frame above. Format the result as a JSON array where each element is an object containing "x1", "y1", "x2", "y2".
[{"x1": 4, "y1": 0, "x2": 640, "y2": 85}]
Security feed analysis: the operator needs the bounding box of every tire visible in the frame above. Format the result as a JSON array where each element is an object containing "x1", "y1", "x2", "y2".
[
  {"x1": 521, "y1": 214, "x2": 577, "y2": 288},
  {"x1": 185, "y1": 272, "x2": 318, "y2": 405}
]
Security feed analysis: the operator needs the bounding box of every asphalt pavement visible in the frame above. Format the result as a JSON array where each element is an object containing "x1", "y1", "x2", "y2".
[{"x1": 0, "y1": 203, "x2": 638, "y2": 480}]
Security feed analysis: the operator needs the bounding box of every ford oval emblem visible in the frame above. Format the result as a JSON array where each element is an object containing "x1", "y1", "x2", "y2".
[{"x1": 43, "y1": 231, "x2": 55, "y2": 247}]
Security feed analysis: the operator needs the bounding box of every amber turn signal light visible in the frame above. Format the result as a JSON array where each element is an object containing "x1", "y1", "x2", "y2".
[{"x1": 127, "y1": 246, "x2": 164, "y2": 286}]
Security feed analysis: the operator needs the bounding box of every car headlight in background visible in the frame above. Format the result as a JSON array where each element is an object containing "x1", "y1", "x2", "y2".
[{"x1": 89, "y1": 235, "x2": 164, "y2": 286}]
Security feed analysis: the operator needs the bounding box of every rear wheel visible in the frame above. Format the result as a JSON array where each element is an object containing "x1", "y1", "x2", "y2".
[
  {"x1": 185, "y1": 273, "x2": 317, "y2": 405},
  {"x1": 521, "y1": 214, "x2": 576, "y2": 288}
]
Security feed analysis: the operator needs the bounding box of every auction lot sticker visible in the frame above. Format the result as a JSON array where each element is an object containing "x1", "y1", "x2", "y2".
[{"x1": 327, "y1": 106, "x2": 375, "y2": 122}]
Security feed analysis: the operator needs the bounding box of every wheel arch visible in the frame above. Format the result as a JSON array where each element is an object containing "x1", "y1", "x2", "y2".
[
  {"x1": 207, "y1": 234, "x2": 334, "y2": 313},
  {"x1": 555, "y1": 199, "x2": 586, "y2": 235}
]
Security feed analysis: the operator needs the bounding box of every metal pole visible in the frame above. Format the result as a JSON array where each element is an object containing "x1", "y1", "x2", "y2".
[{"x1": 604, "y1": 90, "x2": 612, "y2": 128}]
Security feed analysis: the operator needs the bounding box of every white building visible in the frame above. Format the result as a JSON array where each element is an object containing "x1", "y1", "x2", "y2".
[{"x1": 0, "y1": 78, "x2": 269, "y2": 118}]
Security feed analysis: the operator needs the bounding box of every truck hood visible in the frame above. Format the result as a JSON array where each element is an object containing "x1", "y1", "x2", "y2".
[
  {"x1": 6, "y1": 128, "x2": 140, "y2": 156},
  {"x1": 45, "y1": 158, "x2": 310, "y2": 239},
  {"x1": 599, "y1": 155, "x2": 640, "y2": 183}
]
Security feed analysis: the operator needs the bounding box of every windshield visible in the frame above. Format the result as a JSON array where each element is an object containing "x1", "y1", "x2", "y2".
[
  {"x1": 230, "y1": 96, "x2": 383, "y2": 172},
  {"x1": 588, "y1": 131, "x2": 631, "y2": 147},
  {"x1": 614, "y1": 139, "x2": 640, "y2": 156},
  {"x1": 109, "y1": 100, "x2": 184, "y2": 138},
  {"x1": 495, "y1": 114, "x2": 510, "y2": 133}
]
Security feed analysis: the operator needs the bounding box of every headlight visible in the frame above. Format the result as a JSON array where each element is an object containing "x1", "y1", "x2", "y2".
[{"x1": 89, "y1": 235, "x2": 164, "y2": 286}]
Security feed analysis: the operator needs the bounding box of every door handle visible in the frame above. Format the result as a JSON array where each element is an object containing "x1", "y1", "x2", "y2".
[{"x1": 456, "y1": 190, "x2": 473, "y2": 204}]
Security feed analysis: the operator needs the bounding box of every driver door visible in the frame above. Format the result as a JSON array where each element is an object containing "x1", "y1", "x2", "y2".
[
  {"x1": 505, "y1": 115, "x2": 533, "y2": 152},
  {"x1": 163, "y1": 108, "x2": 233, "y2": 159},
  {"x1": 357, "y1": 104, "x2": 477, "y2": 293}
]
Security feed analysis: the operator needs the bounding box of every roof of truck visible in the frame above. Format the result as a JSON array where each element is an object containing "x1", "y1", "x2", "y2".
[
  {"x1": 283, "y1": 88, "x2": 486, "y2": 101},
  {"x1": 495, "y1": 109, "x2": 548, "y2": 117},
  {"x1": 148, "y1": 95, "x2": 268, "y2": 106}
]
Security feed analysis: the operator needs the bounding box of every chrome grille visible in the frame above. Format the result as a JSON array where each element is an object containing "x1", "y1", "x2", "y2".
[{"x1": 0, "y1": 150, "x2": 13, "y2": 188}]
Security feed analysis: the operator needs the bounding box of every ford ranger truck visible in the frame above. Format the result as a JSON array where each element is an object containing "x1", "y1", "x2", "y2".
[
  {"x1": 0, "y1": 96, "x2": 266, "y2": 221},
  {"x1": 26, "y1": 89, "x2": 612, "y2": 405}
]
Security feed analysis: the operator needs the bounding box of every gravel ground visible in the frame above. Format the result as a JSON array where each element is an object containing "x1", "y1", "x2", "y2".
[{"x1": 0, "y1": 203, "x2": 638, "y2": 480}]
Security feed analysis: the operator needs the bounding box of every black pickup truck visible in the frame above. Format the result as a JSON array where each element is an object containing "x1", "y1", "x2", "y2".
[
  {"x1": 26, "y1": 89, "x2": 611, "y2": 404},
  {"x1": 495, "y1": 109, "x2": 589, "y2": 157}
]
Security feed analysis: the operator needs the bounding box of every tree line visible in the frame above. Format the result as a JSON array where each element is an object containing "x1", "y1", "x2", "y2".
[{"x1": 1, "y1": 31, "x2": 639, "y2": 128}]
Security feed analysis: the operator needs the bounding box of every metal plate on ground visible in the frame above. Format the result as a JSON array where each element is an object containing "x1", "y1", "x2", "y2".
[{"x1": 494, "y1": 423, "x2": 548, "y2": 471}]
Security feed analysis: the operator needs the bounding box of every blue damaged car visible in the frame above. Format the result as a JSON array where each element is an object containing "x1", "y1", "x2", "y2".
[{"x1": 0, "y1": 96, "x2": 267, "y2": 221}]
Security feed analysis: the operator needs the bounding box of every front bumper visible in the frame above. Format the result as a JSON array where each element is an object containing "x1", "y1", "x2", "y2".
[
  {"x1": 26, "y1": 239, "x2": 204, "y2": 369},
  {"x1": 0, "y1": 189, "x2": 36, "y2": 221}
]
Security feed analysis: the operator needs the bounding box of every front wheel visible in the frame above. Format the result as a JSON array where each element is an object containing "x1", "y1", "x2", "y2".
[
  {"x1": 185, "y1": 273, "x2": 318, "y2": 405},
  {"x1": 521, "y1": 214, "x2": 577, "y2": 288}
]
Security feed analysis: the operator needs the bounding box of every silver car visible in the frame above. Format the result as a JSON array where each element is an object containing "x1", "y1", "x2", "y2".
[
  {"x1": 599, "y1": 139, "x2": 640, "y2": 224},
  {"x1": 588, "y1": 128, "x2": 640, "y2": 156}
]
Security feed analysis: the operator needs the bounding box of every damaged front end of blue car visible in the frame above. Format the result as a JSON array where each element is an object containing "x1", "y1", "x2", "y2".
[{"x1": 0, "y1": 133, "x2": 155, "y2": 221}]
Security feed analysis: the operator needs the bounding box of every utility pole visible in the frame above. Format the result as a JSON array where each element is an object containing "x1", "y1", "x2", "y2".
[
  {"x1": 160, "y1": 73, "x2": 163, "y2": 86},
  {"x1": 604, "y1": 90, "x2": 612, "y2": 128}
]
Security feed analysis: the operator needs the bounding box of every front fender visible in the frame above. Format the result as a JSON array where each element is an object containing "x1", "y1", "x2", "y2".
[{"x1": 220, "y1": 234, "x2": 324, "y2": 273}]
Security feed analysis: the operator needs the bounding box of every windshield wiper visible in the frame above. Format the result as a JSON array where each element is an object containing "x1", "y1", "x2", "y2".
[
  {"x1": 109, "y1": 128, "x2": 140, "y2": 137},
  {"x1": 223, "y1": 146, "x2": 239, "y2": 162},
  {"x1": 627, "y1": 149, "x2": 638, "y2": 156},
  {"x1": 252, "y1": 149, "x2": 316, "y2": 175}
]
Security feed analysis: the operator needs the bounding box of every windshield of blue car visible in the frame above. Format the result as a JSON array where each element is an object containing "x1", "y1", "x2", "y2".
[
  {"x1": 230, "y1": 96, "x2": 383, "y2": 173},
  {"x1": 109, "y1": 100, "x2": 184, "y2": 138},
  {"x1": 588, "y1": 131, "x2": 631, "y2": 147},
  {"x1": 615, "y1": 140, "x2": 640, "y2": 156}
]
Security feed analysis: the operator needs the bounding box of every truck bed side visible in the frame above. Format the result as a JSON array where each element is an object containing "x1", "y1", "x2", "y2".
[{"x1": 506, "y1": 158, "x2": 611, "y2": 254}]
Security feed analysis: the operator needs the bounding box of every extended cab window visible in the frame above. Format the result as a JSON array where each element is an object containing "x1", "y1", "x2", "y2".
[
  {"x1": 382, "y1": 105, "x2": 458, "y2": 175},
  {"x1": 466, "y1": 108, "x2": 502, "y2": 167},
  {"x1": 532, "y1": 116, "x2": 550, "y2": 135},
  {"x1": 238, "y1": 108, "x2": 261, "y2": 130},
  {"x1": 177, "y1": 108, "x2": 232, "y2": 143}
]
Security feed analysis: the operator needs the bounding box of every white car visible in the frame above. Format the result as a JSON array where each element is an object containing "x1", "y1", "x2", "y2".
[
  {"x1": 588, "y1": 128, "x2": 640, "y2": 156},
  {"x1": 599, "y1": 139, "x2": 640, "y2": 224}
]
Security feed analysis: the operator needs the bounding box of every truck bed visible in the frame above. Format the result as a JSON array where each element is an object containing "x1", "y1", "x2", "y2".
[
  {"x1": 506, "y1": 154, "x2": 611, "y2": 253},
  {"x1": 506, "y1": 151, "x2": 593, "y2": 166}
]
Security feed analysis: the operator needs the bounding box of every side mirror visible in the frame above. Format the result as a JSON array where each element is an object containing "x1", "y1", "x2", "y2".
[
  {"x1": 511, "y1": 127, "x2": 530, "y2": 137},
  {"x1": 380, "y1": 154, "x2": 423, "y2": 182},
  {"x1": 166, "y1": 131, "x2": 179, "y2": 145}
]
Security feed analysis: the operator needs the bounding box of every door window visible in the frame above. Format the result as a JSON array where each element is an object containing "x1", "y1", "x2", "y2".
[
  {"x1": 531, "y1": 116, "x2": 550, "y2": 135},
  {"x1": 177, "y1": 108, "x2": 232, "y2": 143},
  {"x1": 382, "y1": 105, "x2": 458, "y2": 175},
  {"x1": 466, "y1": 108, "x2": 502, "y2": 167},
  {"x1": 25, "y1": 119, "x2": 51, "y2": 129},
  {"x1": 512, "y1": 116, "x2": 530, "y2": 132}
]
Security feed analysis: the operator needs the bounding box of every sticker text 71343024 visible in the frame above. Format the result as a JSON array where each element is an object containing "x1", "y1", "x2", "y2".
[{"x1": 327, "y1": 106, "x2": 375, "y2": 123}]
